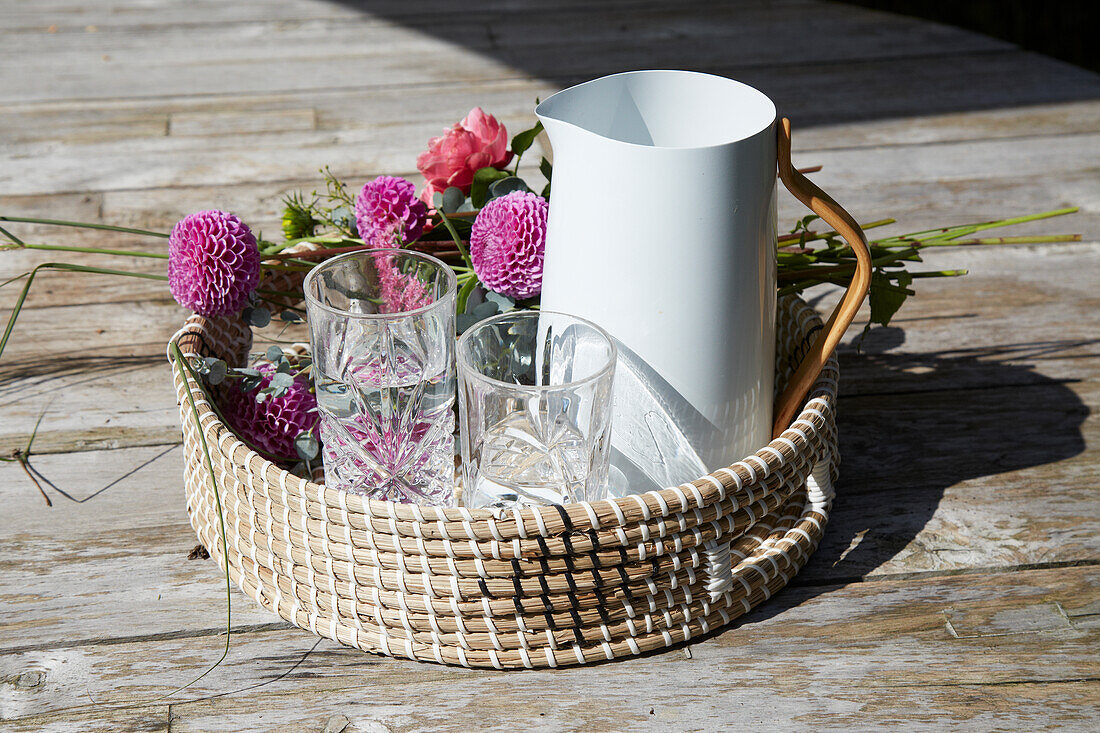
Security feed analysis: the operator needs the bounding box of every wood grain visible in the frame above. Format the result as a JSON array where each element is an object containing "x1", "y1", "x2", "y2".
[
  {"x1": 2, "y1": 566, "x2": 1097, "y2": 731},
  {"x1": 2, "y1": 0, "x2": 1098, "y2": 727}
]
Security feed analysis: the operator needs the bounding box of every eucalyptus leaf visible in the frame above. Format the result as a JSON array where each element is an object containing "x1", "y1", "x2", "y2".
[
  {"x1": 472, "y1": 301, "x2": 499, "y2": 318},
  {"x1": 279, "y1": 309, "x2": 302, "y2": 323},
  {"x1": 432, "y1": 191, "x2": 444, "y2": 209},
  {"x1": 206, "y1": 359, "x2": 228, "y2": 385},
  {"x1": 487, "y1": 177, "x2": 531, "y2": 201},
  {"x1": 265, "y1": 345, "x2": 284, "y2": 362},
  {"x1": 330, "y1": 206, "x2": 354, "y2": 231},
  {"x1": 246, "y1": 307, "x2": 271, "y2": 328},
  {"x1": 441, "y1": 187, "x2": 465, "y2": 215},
  {"x1": 271, "y1": 371, "x2": 295, "y2": 390},
  {"x1": 456, "y1": 313, "x2": 480, "y2": 334},
  {"x1": 470, "y1": 166, "x2": 511, "y2": 208},
  {"x1": 483, "y1": 291, "x2": 515, "y2": 311},
  {"x1": 294, "y1": 431, "x2": 320, "y2": 461}
]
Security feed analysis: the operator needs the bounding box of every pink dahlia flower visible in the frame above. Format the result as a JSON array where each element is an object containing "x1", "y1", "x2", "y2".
[
  {"x1": 355, "y1": 176, "x2": 428, "y2": 248},
  {"x1": 222, "y1": 363, "x2": 318, "y2": 461},
  {"x1": 168, "y1": 210, "x2": 260, "y2": 316},
  {"x1": 469, "y1": 191, "x2": 548, "y2": 299},
  {"x1": 416, "y1": 107, "x2": 513, "y2": 202}
]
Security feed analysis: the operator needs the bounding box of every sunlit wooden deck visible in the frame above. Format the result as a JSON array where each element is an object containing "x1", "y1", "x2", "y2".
[{"x1": 2, "y1": 1, "x2": 1098, "y2": 730}]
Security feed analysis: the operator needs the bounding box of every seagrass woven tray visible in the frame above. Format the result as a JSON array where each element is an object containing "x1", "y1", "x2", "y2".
[
  {"x1": 167, "y1": 119, "x2": 870, "y2": 669},
  {"x1": 169, "y1": 294, "x2": 840, "y2": 670}
]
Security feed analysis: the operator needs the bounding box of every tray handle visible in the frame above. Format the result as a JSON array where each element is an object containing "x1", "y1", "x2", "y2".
[{"x1": 772, "y1": 118, "x2": 873, "y2": 438}]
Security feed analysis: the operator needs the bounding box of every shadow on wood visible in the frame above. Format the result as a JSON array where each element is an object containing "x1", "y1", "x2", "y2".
[
  {"x1": 747, "y1": 326, "x2": 1091, "y2": 624},
  {"x1": 329, "y1": 0, "x2": 1100, "y2": 126}
]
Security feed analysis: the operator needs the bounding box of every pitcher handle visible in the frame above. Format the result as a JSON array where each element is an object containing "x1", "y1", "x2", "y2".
[{"x1": 772, "y1": 118, "x2": 873, "y2": 438}]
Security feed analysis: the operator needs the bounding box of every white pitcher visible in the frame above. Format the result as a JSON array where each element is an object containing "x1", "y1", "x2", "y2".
[{"x1": 536, "y1": 70, "x2": 871, "y2": 491}]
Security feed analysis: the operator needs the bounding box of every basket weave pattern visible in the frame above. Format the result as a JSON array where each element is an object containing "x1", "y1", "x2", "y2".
[{"x1": 170, "y1": 295, "x2": 839, "y2": 669}]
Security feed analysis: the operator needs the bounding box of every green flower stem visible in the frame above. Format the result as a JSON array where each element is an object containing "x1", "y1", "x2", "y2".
[
  {"x1": 0, "y1": 215, "x2": 170, "y2": 238},
  {"x1": 1, "y1": 263, "x2": 169, "y2": 362},
  {"x1": 778, "y1": 247, "x2": 920, "y2": 284},
  {"x1": 260, "y1": 262, "x2": 314, "y2": 272},
  {"x1": 9, "y1": 242, "x2": 169, "y2": 259},
  {"x1": 435, "y1": 209, "x2": 474, "y2": 270},
  {"x1": 260, "y1": 235, "x2": 365, "y2": 256},
  {"x1": 778, "y1": 218, "x2": 895, "y2": 246},
  {"x1": 257, "y1": 287, "x2": 303, "y2": 299},
  {"x1": 901, "y1": 234, "x2": 1081, "y2": 247},
  {"x1": 167, "y1": 342, "x2": 232, "y2": 696},
  {"x1": 908, "y1": 269, "x2": 968, "y2": 278},
  {"x1": 0, "y1": 223, "x2": 26, "y2": 245},
  {"x1": 872, "y1": 207, "x2": 1078, "y2": 244}
]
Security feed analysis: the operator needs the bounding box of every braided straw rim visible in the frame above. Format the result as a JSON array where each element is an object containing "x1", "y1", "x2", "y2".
[{"x1": 170, "y1": 294, "x2": 839, "y2": 669}]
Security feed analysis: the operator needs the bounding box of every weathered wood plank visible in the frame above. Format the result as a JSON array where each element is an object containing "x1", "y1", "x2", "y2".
[
  {"x1": 5, "y1": 78, "x2": 1097, "y2": 156},
  {"x1": 1, "y1": 0, "x2": 806, "y2": 33},
  {"x1": 0, "y1": 2, "x2": 1012, "y2": 104},
  {"x1": 2, "y1": 565, "x2": 1098, "y2": 731}
]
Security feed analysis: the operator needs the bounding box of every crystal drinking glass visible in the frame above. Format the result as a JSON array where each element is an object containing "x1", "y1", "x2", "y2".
[
  {"x1": 457, "y1": 310, "x2": 616, "y2": 509},
  {"x1": 304, "y1": 249, "x2": 456, "y2": 505}
]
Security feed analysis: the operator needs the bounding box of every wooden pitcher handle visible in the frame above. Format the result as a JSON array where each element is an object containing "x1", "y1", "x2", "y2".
[{"x1": 771, "y1": 118, "x2": 873, "y2": 438}]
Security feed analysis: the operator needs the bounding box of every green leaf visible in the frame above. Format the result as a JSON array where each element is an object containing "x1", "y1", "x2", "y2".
[
  {"x1": 510, "y1": 120, "x2": 544, "y2": 158},
  {"x1": 271, "y1": 371, "x2": 294, "y2": 390},
  {"x1": 279, "y1": 309, "x2": 302, "y2": 323},
  {"x1": 441, "y1": 186, "x2": 465, "y2": 215},
  {"x1": 456, "y1": 313, "x2": 480, "y2": 334},
  {"x1": 265, "y1": 345, "x2": 284, "y2": 361},
  {"x1": 456, "y1": 275, "x2": 478, "y2": 315},
  {"x1": 539, "y1": 157, "x2": 553, "y2": 182},
  {"x1": 295, "y1": 431, "x2": 320, "y2": 461},
  {"x1": 330, "y1": 205, "x2": 354, "y2": 231},
  {"x1": 868, "y1": 271, "x2": 914, "y2": 327},
  {"x1": 470, "y1": 167, "x2": 511, "y2": 208},
  {"x1": 487, "y1": 177, "x2": 531, "y2": 201},
  {"x1": 245, "y1": 307, "x2": 271, "y2": 328},
  {"x1": 432, "y1": 191, "x2": 444, "y2": 209},
  {"x1": 472, "y1": 301, "x2": 499, "y2": 318},
  {"x1": 205, "y1": 358, "x2": 228, "y2": 385},
  {"x1": 483, "y1": 291, "x2": 515, "y2": 312}
]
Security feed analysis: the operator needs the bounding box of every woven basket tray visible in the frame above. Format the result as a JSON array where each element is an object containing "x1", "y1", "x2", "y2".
[
  {"x1": 168, "y1": 120, "x2": 870, "y2": 669},
  {"x1": 169, "y1": 294, "x2": 839, "y2": 669}
]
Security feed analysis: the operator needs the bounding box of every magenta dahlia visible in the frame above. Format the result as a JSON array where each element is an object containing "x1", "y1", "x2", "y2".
[
  {"x1": 355, "y1": 176, "x2": 428, "y2": 248},
  {"x1": 222, "y1": 363, "x2": 318, "y2": 461},
  {"x1": 469, "y1": 191, "x2": 548, "y2": 299},
  {"x1": 168, "y1": 210, "x2": 261, "y2": 316}
]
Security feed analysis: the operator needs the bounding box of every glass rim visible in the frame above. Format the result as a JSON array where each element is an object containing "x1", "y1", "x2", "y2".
[
  {"x1": 456, "y1": 309, "x2": 617, "y2": 391},
  {"x1": 303, "y1": 248, "x2": 457, "y2": 320}
]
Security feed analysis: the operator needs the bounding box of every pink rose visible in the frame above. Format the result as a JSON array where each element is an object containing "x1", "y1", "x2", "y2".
[{"x1": 416, "y1": 107, "x2": 513, "y2": 202}]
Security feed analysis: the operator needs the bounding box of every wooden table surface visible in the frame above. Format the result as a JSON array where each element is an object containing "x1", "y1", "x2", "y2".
[{"x1": 2, "y1": 1, "x2": 1098, "y2": 730}]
